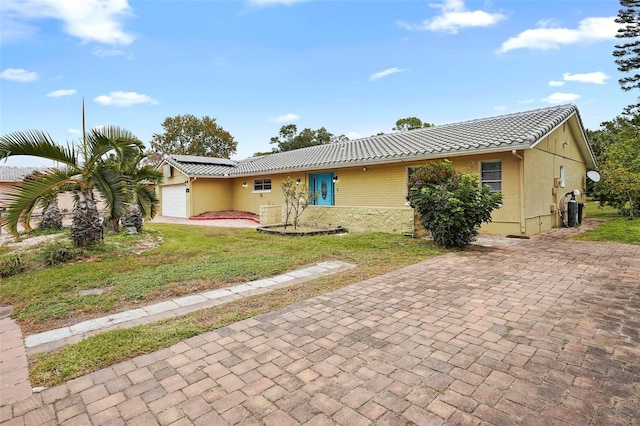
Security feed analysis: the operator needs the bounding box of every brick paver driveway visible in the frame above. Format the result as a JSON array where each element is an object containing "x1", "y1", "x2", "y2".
[{"x1": 3, "y1": 224, "x2": 639, "y2": 425}]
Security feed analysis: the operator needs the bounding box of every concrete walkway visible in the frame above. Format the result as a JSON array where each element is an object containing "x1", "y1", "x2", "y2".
[
  {"x1": 23, "y1": 261, "x2": 355, "y2": 355},
  {"x1": 2, "y1": 221, "x2": 640, "y2": 425}
]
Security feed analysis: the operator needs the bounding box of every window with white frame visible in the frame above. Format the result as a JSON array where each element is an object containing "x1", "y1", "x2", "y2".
[
  {"x1": 253, "y1": 178, "x2": 272, "y2": 192},
  {"x1": 559, "y1": 166, "x2": 566, "y2": 188},
  {"x1": 481, "y1": 161, "x2": 502, "y2": 193}
]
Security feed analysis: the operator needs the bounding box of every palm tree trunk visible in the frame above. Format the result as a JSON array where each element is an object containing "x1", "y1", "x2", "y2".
[{"x1": 71, "y1": 188, "x2": 103, "y2": 247}]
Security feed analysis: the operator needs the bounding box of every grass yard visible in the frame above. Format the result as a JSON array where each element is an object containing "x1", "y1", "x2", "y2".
[{"x1": 573, "y1": 203, "x2": 640, "y2": 245}]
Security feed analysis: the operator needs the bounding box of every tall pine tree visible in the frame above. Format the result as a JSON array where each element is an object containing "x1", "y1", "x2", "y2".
[{"x1": 614, "y1": 0, "x2": 640, "y2": 114}]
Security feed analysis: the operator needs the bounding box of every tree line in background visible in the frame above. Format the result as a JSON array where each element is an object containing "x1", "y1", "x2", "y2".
[
  {"x1": 592, "y1": 0, "x2": 640, "y2": 219},
  {"x1": 147, "y1": 113, "x2": 436, "y2": 158}
]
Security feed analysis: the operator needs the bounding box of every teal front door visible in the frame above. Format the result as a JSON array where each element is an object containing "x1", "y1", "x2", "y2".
[{"x1": 310, "y1": 173, "x2": 334, "y2": 206}]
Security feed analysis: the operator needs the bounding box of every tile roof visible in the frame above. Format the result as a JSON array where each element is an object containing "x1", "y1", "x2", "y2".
[
  {"x1": 165, "y1": 104, "x2": 592, "y2": 178},
  {"x1": 164, "y1": 156, "x2": 237, "y2": 177},
  {"x1": 0, "y1": 166, "x2": 46, "y2": 182}
]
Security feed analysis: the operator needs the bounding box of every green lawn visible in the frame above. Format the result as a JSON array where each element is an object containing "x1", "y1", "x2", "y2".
[{"x1": 575, "y1": 203, "x2": 640, "y2": 245}]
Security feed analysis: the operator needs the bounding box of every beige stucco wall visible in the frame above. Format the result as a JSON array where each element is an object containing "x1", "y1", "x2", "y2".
[
  {"x1": 521, "y1": 118, "x2": 588, "y2": 234},
  {"x1": 190, "y1": 178, "x2": 232, "y2": 216},
  {"x1": 229, "y1": 175, "x2": 293, "y2": 213}
]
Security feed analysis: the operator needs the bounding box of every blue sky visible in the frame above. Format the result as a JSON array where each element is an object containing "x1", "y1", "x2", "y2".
[{"x1": 0, "y1": 0, "x2": 630, "y2": 167}]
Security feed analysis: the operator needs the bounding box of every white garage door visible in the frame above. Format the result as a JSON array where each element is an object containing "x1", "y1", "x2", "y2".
[{"x1": 161, "y1": 184, "x2": 187, "y2": 218}]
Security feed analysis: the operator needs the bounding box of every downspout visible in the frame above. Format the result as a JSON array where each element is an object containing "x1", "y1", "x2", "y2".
[
  {"x1": 511, "y1": 150, "x2": 526, "y2": 235},
  {"x1": 189, "y1": 177, "x2": 197, "y2": 218}
]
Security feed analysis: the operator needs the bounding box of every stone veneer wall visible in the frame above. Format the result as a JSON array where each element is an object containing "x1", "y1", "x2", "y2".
[
  {"x1": 259, "y1": 205, "x2": 284, "y2": 225},
  {"x1": 299, "y1": 205, "x2": 415, "y2": 234}
]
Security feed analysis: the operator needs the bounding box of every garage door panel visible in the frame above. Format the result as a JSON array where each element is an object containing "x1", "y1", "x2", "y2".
[{"x1": 162, "y1": 184, "x2": 187, "y2": 218}]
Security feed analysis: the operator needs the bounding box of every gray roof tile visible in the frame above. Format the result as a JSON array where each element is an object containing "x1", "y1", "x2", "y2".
[
  {"x1": 165, "y1": 104, "x2": 588, "y2": 178},
  {"x1": 0, "y1": 166, "x2": 46, "y2": 182},
  {"x1": 164, "y1": 156, "x2": 236, "y2": 177}
]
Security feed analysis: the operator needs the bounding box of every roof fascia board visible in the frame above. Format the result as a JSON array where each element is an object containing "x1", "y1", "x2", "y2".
[
  {"x1": 527, "y1": 111, "x2": 596, "y2": 169},
  {"x1": 568, "y1": 113, "x2": 598, "y2": 169},
  {"x1": 184, "y1": 174, "x2": 230, "y2": 179},
  {"x1": 158, "y1": 159, "x2": 193, "y2": 178}
]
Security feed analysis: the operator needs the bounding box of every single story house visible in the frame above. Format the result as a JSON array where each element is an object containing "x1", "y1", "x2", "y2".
[
  {"x1": 0, "y1": 166, "x2": 104, "y2": 218},
  {"x1": 156, "y1": 104, "x2": 597, "y2": 236},
  {"x1": 0, "y1": 167, "x2": 47, "y2": 210}
]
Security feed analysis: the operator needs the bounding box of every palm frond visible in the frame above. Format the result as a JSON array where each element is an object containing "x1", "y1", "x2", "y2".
[
  {"x1": 85, "y1": 126, "x2": 144, "y2": 168},
  {"x1": 0, "y1": 168, "x2": 80, "y2": 234},
  {"x1": 130, "y1": 164, "x2": 164, "y2": 185},
  {"x1": 0, "y1": 130, "x2": 78, "y2": 166},
  {"x1": 92, "y1": 162, "x2": 129, "y2": 221},
  {"x1": 131, "y1": 182, "x2": 159, "y2": 218}
]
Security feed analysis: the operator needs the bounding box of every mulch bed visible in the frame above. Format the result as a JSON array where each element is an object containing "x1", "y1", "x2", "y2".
[{"x1": 189, "y1": 210, "x2": 260, "y2": 222}]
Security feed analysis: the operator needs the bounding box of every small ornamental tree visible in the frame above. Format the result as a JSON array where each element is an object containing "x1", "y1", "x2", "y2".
[
  {"x1": 408, "y1": 160, "x2": 503, "y2": 248},
  {"x1": 281, "y1": 177, "x2": 317, "y2": 230}
]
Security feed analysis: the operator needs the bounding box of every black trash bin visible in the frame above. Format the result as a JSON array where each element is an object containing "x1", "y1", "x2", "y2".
[
  {"x1": 577, "y1": 202, "x2": 584, "y2": 225},
  {"x1": 567, "y1": 199, "x2": 578, "y2": 227}
]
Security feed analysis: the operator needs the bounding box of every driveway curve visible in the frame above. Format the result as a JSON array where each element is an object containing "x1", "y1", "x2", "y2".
[{"x1": 2, "y1": 221, "x2": 639, "y2": 425}]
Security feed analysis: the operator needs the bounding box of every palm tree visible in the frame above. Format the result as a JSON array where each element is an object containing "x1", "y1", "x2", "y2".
[
  {"x1": 0, "y1": 127, "x2": 145, "y2": 246},
  {"x1": 106, "y1": 151, "x2": 163, "y2": 233}
]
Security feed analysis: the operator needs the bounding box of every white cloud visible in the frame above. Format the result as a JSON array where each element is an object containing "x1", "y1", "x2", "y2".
[
  {"x1": 493, "y1": 106, "x2": 507, "y2": 112},
  {"x1": 92, "y1": 47, "x2": 130, "y2": 58},
  {"x1": 562, "y1": 71, "x2": 609, "y2": 85},
  {"x1": 0, "y1": 18, "x2": 35, "y2": 43},
  {"x1": 0, "y1": 67, "x2": 37, "y2": 82},
  {"x1": 1, "y1": 0, "x2": 135, "y2": 45},
  {"x1": 369, "y1": 67, "x2": 405, "y2": 81},
  {"x1": 397, "y1": 0, "x2": 505, "y2": 34},
  {"x1": 94, "y1": 91, "x2": 158, "y2": 106},
  {"x1": 46, "y1": 89, "x2": 76, "y2": 97},
  {"x1": 499, "y1": 17, "x2": 619, "y2": 53},
  {"x1": 67, "y1": 128, "x2": 82, "y2": 135},
  {"x1": 549, "y1": 80, "x2": 565, "y2": 87},
  {"x1": 345, "y1": 131, "x2": 362, "y2": 140},
  {"x1": 270, "y1": 113, "x2": 300, "y2": 123},
  {"x1": 542, "y1": 92, "x2": 580, "y2": 104}
]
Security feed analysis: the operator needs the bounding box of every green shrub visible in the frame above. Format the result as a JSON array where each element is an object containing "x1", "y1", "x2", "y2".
[
  {"x1": 0, "y1": 256, "x2": 25, "y2": 278},
  {"x1": 41, "y1": 241, "x2": 81, "y2": 266},
  {"x1": 408, "y1": 160, "x2": 503, "y2": 248}
]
